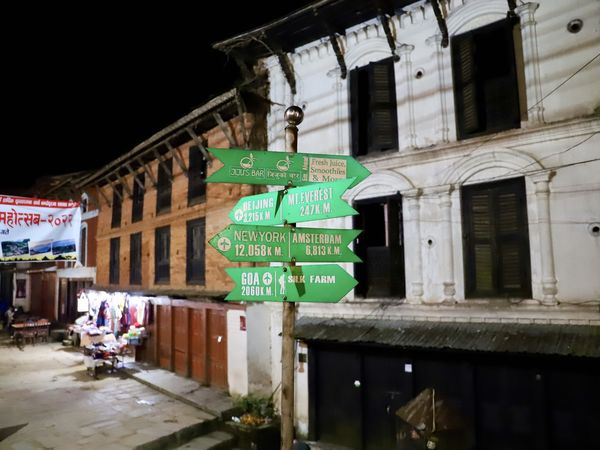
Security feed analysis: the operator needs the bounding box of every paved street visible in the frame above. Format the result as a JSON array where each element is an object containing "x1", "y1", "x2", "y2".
[{"x1": 0, "y1": 336, "x2": 215, "y2": 450}]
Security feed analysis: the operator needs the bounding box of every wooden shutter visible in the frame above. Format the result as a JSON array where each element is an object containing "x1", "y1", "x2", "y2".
[
  {"x1": 188, "y1": 147, "x2": 207, "y2": 205},
  {"x1": 109, "y1": 237, "x2": 120, "y2": 285},
  {"x1": 111, "y1": 184, "x2": 123, "y2": 228},
  {"x1": 462, "y1": 177, "x2": 531, "y2": 298},
  {"x1": 452, "y1": 33, "x2": 480, "y2": 138},
  {"x1": 129, "y1": 232, "x2": 142, "y2": 285},
  {"x1": 186, "y1": 218, "x2": 205, "y2": 284},
  {"x1": 368, "y1": 59, "x2": 398, "y2": 152},
  {"x1": 156, "y1": 158, "x2": 172, "y2": 214},
  {"x1": 155, "y1": 226, "x2": 170, "y2": 283},
  {"x1": 131, "y1": 173, "x2": 145, "y2": 223},
  {"x1": 349, "y1": 66, "x2": 365, "y2": 156}
]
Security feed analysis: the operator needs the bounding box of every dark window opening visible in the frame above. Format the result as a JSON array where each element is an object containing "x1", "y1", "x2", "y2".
[
  {"x1": 350, "y1": 58, "x2": 399, "y2": 156},
  {"x1": 156, "y1": 158, "x2": 172, "y2": 215},
  {"x1": 353, "y1": 195, "x2": 405, "y2": 298},
  {"x1": 79, "y1": 226, "x2": 87, "y2": 266},
  {"x1": 109, "y1": 237, "x2": 120, "y2": 285},
  {"x1": 131, "y1": 173, "x2": 145, "y2": 223},
  {"x1": 130, "y1": 232, "x2": 142, "y2": 285},
  {"x1": 155, "y1": 226, "x2": 170, "y2": 284},
  {"x1": 186, "y1": 218, "x2": 205, "y2": 285},
  {"x1": 188, "y1": 147, "x2": 208, "y2": 206},
  {"x1": 451, "y1": 17, "x2": 521, "y2": 140},
  {"x1": 462, "y1": 177, "x2": 531, "y2": 298},
  {"x1": 111, "y1": 184, "x2": 123, "y2": 228}
]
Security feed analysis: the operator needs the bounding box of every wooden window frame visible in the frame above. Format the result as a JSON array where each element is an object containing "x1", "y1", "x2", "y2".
[
  {"x1": 461, "y1": 177, "x2": 532, "y2": 298},
  {"x1": 129, "y1": 232, "x2": 142, "y2": 285},
  {"x1": 131, "y1": 173, "x2": 145, "y2": 223},
  {"x1": 188, "y1": 147, "x2": 207, "y2": 206},
  {"x1": 156, "y1": 158, "x2": 173, "y2": 215},
  {"x1": 109, "y1": 237, "x2": 120, "y2": 285},
  {"x1": 154, "y1": 226, "x2": 170, "y2": 284},
  {"x1": 350, "y1": 57, "x2": 399, "y2": 157},
  {"x1": 186, "y1": 217, "x2": 206, "y2": 285},
  {"x1": 111, "y1": 184, "x2": 123, "y2": 228}
]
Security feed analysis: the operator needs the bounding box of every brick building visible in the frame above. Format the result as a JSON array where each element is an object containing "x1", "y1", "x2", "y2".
[{"x1": 76, "y1": 88, "x2": 269, "y2": 392}]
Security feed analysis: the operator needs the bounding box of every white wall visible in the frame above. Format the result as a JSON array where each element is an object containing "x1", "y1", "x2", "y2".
[
  {"x1": 227, "y1": 309, "x2": 248, "y2": 396},
  {"x1": 262, "y1": 0, "x2": 600, "y2": 434}
]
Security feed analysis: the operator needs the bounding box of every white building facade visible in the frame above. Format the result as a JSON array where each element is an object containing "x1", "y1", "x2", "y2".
[{"x1": 217, "y1": 0, "x2": 600, "y2": 447}]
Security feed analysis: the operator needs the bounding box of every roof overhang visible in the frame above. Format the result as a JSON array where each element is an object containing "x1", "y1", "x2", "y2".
[{"x1": 295, "y1": 317, "x2": 600, "y2": 358}]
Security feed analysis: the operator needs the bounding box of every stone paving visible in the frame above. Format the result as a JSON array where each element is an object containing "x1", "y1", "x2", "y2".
[{"x1": 0, "y1": 338, "x2": 216, "y2": 450}]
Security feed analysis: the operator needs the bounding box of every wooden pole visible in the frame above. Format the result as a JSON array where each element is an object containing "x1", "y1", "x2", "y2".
[{"x1": 281, "y1": 105, "x2": 304, "y2": 450}]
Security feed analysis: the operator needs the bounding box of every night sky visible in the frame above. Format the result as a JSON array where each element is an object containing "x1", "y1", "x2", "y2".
[{"x1": 2, "y1": 3, "x2": 314, "y2": 195}]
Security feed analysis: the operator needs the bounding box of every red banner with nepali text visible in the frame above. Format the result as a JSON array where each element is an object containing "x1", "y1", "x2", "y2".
[{"x1": 0, "y1": 194, "x2": 81, "y2": 262}]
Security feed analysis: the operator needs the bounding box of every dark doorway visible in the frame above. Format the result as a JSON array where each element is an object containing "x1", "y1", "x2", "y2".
[
  {"x1": 0, "y1": 270, "x2": 13, "y2": 306},
  {"x1": 353, "y1": 195, "x2": 405, "y2": 298}
]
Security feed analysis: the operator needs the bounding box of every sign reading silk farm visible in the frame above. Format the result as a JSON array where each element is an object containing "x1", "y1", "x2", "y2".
[{"x1": 0, "y1": 195, "x2": 81, "y2": 262}]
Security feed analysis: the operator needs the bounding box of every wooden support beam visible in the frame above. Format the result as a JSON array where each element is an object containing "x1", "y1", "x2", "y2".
[
  {"x1": 185, "y1": 127, "x2": 211, "y2": 166},
  {"x1": 507, "y1": 0, "x2": 517, "y2": 17},
  {"x1": 235, "y1": 90, "x2": 250, "y2": 149},
  {"x1": 378, "y1": 13, "x2": 399, "y2": 61},
  {"x1": 231, "y1": 50, "x2": 254, "y2": 81},
  {"x1": 212, "y1": 113, "x2": 238, "y2": 148},
  {"x1": 166, "y1": 141, "x2": 188, "y2": 177},
  {"x1": 125, "y1": 163, "x2": 146, "y2": 192},
  {"x1": 276, "y1": 52, "x2": 297, "y2": 95},
  {"x1": 152, "y1": 148, "x2": 172, "y2": 182},
  {"x1": 116, "y1": 173, "x2": 133, "y2": 198},
  {"x1": 105, "y1": 178, "x2": 123, "y2": 202},
  {"x1": 138, "y1": 158, "x2": 158, "y2": 188},
  {"x1": 96, "y1": 185, "x2": 112, "y2": 208},
  {"x1": 431, "y1": 0, "x2": 449, "y2": 48},
  {"x1": 314, "y1": 9, "x2": 347, "y2": 79}
]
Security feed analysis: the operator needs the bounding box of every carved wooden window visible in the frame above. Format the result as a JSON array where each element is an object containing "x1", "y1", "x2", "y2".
[
  {"x1": 109, "y1": 237, "x2": 120, "y2": 285},
  {"x1": 156, "y1": 158, "x2": 172, "y2": 215},
  {"x1": 111, "y1": 184, "x2": 122, "y2": 228},
  {"x1": 188, "y1": 146, "x2": 207, "y2": 206},
  {"x1": 131, "y1": 173, "x2": 145, "y2": 223},
  {"x1": 130, "y1": 232, "x2": 142, "y2": 285},
  {"x1": 186, "y1": 218, "x2": 205, "y2": 285},
  {"x1": 154, "y1": 226, "x2": 170, "y2": 284}
]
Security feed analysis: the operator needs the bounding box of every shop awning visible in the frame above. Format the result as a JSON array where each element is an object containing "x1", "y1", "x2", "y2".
[{"x1": 294, "y1": 317, "x2": 600, "y2": 358}]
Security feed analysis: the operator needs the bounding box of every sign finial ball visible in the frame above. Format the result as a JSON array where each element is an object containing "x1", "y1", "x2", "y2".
[{"x1": 285, "y1": 105, "x2": 304, "y2": 126}]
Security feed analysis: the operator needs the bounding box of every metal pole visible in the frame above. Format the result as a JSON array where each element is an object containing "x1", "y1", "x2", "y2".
[{"x1": 281, "y1": 105, "x2": 303, "y2": 450}]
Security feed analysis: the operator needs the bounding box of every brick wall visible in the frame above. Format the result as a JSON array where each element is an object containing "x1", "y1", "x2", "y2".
[{"x1": 96, "y1": 113, "x2": 262, "y2": 295}]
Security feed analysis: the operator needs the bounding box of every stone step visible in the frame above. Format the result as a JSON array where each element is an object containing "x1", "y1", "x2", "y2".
[{"x1": 174, "y1": 430, "x2": 235, "y2": 450}]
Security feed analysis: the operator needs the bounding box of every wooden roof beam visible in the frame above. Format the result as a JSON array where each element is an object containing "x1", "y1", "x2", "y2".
[
  {"x1": 165, "y1": 141, "x2": 188, "y2": 177},
  {"x1": 313, "y1": 9, "x2": 347, "y2": 79},
  {"x1": 137, "y1": 158, "x2": 158, "y2": 188},
  {"x1": 96, "y1": 185, "x2": 112, "y2": 208},
  {"x1": 125, "y1": 163, "x2": 146, "y2": 192},
  {"x1": 431, "y1": 0, "x2": 449, "y2": 48},
  {"x1": 235, "y1": 90, "x2": 250, "y2": 149},
  {"x1": 152, "y1": 149, "x2": 173, "y2": 183},
  {"x1": 185, "y1": 127, "x2": 211, "y2": 166}
]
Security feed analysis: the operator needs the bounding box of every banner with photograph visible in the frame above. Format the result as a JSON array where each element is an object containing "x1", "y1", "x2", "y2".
[{"x1": 0, "y1": 194, "x2": 81, "y2": 262}]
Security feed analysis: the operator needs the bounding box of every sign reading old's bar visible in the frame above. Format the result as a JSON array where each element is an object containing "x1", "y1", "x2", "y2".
[
  {"x1": 209, "y1": 224, "x2": 362, "y2": 263},
  {"x1": 225, "y1": 265, "x2": 358, "y2": 303},
  {"x1": 229, "y1": 178, "x2": 357, "y2": 226},
  {"x1": 207, "y1": 148, "x2": 370, "y2": 188}
]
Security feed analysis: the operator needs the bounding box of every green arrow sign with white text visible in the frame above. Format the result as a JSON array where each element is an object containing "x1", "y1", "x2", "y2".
[
  {"x1": 209, "y1": 225, "x2": 362, "y2": 263},
  {"x1": 229, "y1": 178, "x2": 357, "y2": 225},
  {"x1": 225, "y1": 265, "x2": 357, "y2": 303},
  {"x1": 207, "y1": 148, "x2": 370, "y2": 189}
]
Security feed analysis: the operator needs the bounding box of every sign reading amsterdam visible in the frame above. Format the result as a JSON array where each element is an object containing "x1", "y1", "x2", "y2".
[
  {"x1": 209, "y1": 224, "x2": 361, "y2": 263},
  {"x1": 0, "y1": 194, "x2": 81, "y2": 262},
  {"x1": 225, "y1": 265, "x2": 358, "y2": 303},
  {"x1": 207, "y1": 148, "x2": 370, "y2": 189},
  {"x1": 229, "y1": 178, "x2": 357, "y2": 225}
]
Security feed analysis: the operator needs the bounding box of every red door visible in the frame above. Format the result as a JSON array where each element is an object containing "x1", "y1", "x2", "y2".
[
  {"x1": 190, "y1": 309, "x2": 206, "y2": 383},
  {"x1": 207, "y1": 308, "x2": 228, "y2": 389},
  {"x1": 157, "y1": 306, "x2": 172, "y2": 370},
  {"x1": 173, "y1": 307, "x2": 189, "y2": 377}
]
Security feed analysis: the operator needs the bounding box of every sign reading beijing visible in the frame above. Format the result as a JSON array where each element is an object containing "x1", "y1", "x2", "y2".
[
  {"x1": 225, "y1": 265, "x2": 358, "y2": 303},
  {"x1": 207, "y1": 148, "x2": 370, "y2": 188},
  {"x1": 209, "y1": 224, "x2": 361, "y2": 263},
  {"x1": 0, "y1": 195, "x2": 81, "y2": 262}
]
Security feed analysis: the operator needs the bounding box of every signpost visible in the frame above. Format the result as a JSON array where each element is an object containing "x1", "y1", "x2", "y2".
[
  {"x1": 207, "y1": 106, "x2": 369, "y2": 450},
  {"x1": 209, "y1": 224, "x2": 361, "y2": 263},
  {"x1": 207, "y1": 147, "x2": 370, "y2": 188},
  {"x1": 228, "y1": 178, "x2": 357, "y2": 226},
  {"x1": 225, "y1": 265, "x2": 358, "y2": 303}
]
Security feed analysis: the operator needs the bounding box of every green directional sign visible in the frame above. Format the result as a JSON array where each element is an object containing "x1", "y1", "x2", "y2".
[
  {"x1": 207, "y1": 148, "x2": 370, "y2": 189},
  {"x1": 209, "y1": 224, "x2": 362, "y2": 263},
  {"x1": 225, "y1": 265, "x2": 357, "y2": 303},
  {"x1": 229, "y1": 178, "x2": 357, "y2": 225}
]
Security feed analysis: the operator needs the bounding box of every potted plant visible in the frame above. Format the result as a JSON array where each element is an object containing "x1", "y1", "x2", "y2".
[{"x1": 228, "y1": 393, "x2": 280, "y2": 450}]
